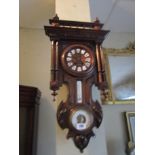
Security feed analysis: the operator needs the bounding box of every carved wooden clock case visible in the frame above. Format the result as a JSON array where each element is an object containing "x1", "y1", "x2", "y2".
[{"x1": 44, "y1": 15, "x2": 110, "y2": 152}]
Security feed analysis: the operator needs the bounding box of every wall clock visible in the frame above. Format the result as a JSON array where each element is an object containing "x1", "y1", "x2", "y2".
[{"x1": 44, "y1": 14, "x2": 110, "y2": 152}]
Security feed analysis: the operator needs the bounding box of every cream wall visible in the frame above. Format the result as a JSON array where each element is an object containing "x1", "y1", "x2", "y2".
[
  {"x1": 55, "y1": 0, "x2": 91, "y2": 22},
  {"x1": 19, "y1": 29, "x2": 56, "y2": 155},
  {"x1": 20, "y1": 28, "x2": 134, "y2": 155}
]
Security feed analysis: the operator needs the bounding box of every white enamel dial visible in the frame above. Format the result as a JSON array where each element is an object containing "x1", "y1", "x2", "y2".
[{"x1": 70, "y1": 109, "x2": 94, "y2": 131}]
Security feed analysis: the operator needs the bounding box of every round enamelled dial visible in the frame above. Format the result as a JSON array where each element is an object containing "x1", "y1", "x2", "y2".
[{"x1": 68, "y1": 105, "x2": 94, "y2": 133}]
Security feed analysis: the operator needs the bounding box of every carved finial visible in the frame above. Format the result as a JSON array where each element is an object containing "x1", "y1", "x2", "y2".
[
  {"x1": 51, "y1": 14, "x2": 60, "y2": 27},
  {"x1": 53, "y1": 14, "x2": 59, "y2": 21},
  {"x1": 93, "y1": 17, "x2": 101, "y2": 30},
  {"x1": 95, "y1": 17, "x2": 100, "y2": 23},
  {"x1": 51, "y1": 91, "x2": 58, "y2": 102},
  {"x1": 101, "y1": 89, "x2": 109, "y2": 101}
]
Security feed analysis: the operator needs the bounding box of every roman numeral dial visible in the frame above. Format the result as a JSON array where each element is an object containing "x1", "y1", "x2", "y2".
[{"x1": 61, "y1": 44, "x2": 95, "y2": 77}]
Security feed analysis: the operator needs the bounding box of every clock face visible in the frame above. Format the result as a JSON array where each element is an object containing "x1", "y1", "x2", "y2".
[
  {"x1": 69, "y1": 106, "x2": 94, "y2": 132},
  {"x1": 61, "y1": 44, "x2": 95, "y2": 76}
]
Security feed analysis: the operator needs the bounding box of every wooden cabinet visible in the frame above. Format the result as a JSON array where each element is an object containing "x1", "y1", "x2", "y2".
[{"x1": 19, "y1": 85, "x2": 41, "y2": 155}]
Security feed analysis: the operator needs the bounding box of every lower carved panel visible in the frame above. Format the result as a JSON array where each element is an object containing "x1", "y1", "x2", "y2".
[{"x1": 57, "y1": 101, "x2": 103, "y2": 152}]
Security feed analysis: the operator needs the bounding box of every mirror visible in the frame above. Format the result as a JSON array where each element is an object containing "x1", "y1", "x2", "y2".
[{"x1": 102, "y1": 46, "x2": 135, "y2": 104}]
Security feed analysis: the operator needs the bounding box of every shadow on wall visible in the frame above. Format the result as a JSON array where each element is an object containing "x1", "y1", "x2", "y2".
[{"x1": 37, "y1": 97, "x2": 56, "y2": 155}]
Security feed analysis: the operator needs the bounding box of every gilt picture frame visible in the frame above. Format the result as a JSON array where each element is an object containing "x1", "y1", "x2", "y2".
[
  {"x1": 101, "y1": 44, "x2": 135, "y2": 104},
  {"x1": 125, "y1": 112, "x2": 135, "y2": 155}
]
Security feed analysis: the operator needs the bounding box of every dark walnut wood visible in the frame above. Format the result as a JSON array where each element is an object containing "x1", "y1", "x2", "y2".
[
  {"x1": 19, "y1": 85, "x2": 41, "y2": 155},
  {"x1": 49, "y1": 14, "x2": 104, "y2": 28},
  {"x1": 44, "y1": 15, "x2": 110, "y2": 152},
  {"x1": 44, "y1": 26, "x2": 109, "y2": 43}
]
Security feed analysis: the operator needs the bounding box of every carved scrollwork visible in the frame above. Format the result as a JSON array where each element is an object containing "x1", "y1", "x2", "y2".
[
  {"x1": 57, "y1": 101, "x2": 103, "y2": 152},
  {"x1": 91, "y1": 101, "x2": 103, "y2": 128},
  {"x1": 73, "y1": 133, "x2": 94, "y2": 153},
  {"x1": 57, "y1": 101, "x2": 68, "y2": 129}
]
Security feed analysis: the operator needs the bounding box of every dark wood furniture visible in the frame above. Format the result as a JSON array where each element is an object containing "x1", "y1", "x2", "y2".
[{"x1": 19, "y1": 85, "x2": 41, "y2": 155}]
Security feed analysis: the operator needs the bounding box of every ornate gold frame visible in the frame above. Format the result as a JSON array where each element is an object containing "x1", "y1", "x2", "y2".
[
  {"x1": 125, "y1": 112, "x2": 135, "y2": 154},
  {"x1": 101, "y1": 46, "x2": 135, "y2": 104}
]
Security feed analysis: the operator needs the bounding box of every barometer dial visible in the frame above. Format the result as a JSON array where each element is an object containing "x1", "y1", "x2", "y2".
[{"x1": 69, "y1": 106, "x2": 94, "y2": 132}]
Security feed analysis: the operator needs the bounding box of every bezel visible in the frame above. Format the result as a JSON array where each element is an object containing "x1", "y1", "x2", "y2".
[
  {"x1": 68, "y1": 104, "x2": 94, "y2": 134},
  {"x1": 61, "y1": 44, "x2": 95, "y2": 77}
]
